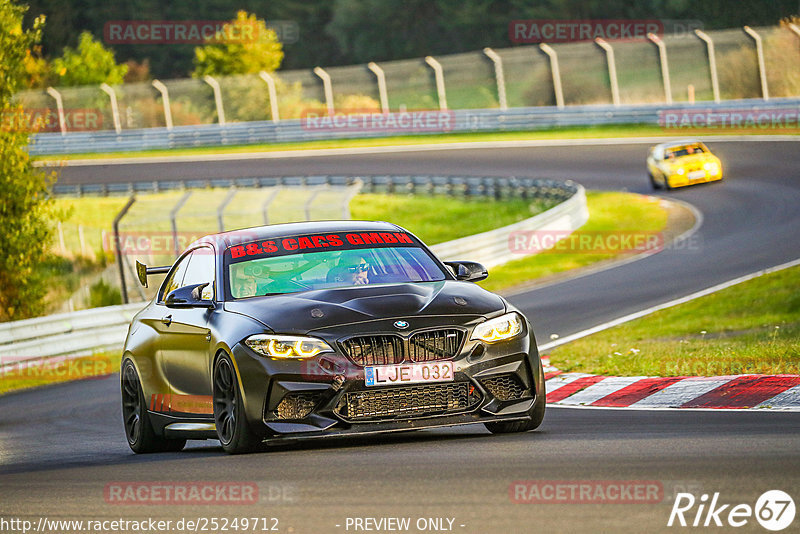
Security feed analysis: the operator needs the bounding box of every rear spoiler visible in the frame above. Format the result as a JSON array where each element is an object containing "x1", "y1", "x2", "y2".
[{"x1": 136, "y1": 261, "x2": 171, "y2": 288}]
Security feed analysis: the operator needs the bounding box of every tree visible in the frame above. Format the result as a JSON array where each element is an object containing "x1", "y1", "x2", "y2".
[
  {"x1": 192, "y1": 11, "x2": 284, "y2": 77},
  {"x1": 0, "y1": 0, "x2": 58, "y2": 320},
  {"x1": 50, "y1": 31, "x2": 127, "y2": 86}
]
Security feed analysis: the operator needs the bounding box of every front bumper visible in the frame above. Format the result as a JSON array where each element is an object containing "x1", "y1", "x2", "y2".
[
  {"x1": 666, "y1": 167, "x2": 723, "y2": 188},
  {"x1": 231, "y1": 315, "x2": 543, "y2": 440}
]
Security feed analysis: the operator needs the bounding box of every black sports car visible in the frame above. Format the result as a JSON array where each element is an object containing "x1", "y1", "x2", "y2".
[{"x1": 121, "y1": 220, "x2": 545, "y2": 454}]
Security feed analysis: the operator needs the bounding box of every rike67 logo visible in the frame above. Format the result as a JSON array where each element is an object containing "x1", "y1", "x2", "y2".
[{"x1": 668, "y1": 490, "x2": 795, "y2": 531}]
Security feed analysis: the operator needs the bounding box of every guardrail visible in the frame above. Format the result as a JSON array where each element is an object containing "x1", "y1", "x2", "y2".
[
  {"x1": 0, "y1": 176, "x2": 587, "y2": 366},
  {"x1": 430, "y1": 184, "x2": 587, "y2": 268},
  {"x1": 53, "y1": 174, "x2": 579, "y2": 199},
  {"x1": 0, "y1": 303, "x2": 142, "y2": 366},
  {"x1": 30, "y1": 97, "x2": 800, "y2": 156}
]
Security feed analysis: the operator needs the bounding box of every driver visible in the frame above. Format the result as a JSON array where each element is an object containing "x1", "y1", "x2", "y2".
[
  {"x1": 329, "y1": 252, "x2": 370, "y2": 285},
  {"x1": 350, "y1": 256, "x2": 370, "y2": 285}
]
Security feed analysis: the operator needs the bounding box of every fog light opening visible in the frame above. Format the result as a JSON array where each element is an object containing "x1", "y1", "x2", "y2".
[{"x1": 275, "y1": 394, "x2": 317, "y2": 420}]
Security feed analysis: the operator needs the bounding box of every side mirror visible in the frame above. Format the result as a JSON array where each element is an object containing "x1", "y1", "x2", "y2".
[
  {"x1": 444, "y1": 261, "x2": 488, "y2": 282},
  {"x1": 165, "y1": 283, "x2": 214, "y2": 309}
]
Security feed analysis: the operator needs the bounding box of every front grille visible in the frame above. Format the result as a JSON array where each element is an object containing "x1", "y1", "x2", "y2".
[
  {"x1": 408, "y1": 329, "x2": 463, "y2": 362},
  {"x1": 481, "y1": 374, "x2": 528, "y2": 401},
  {"x1": 336, "y1": 382, "x2": 479, "y2": 420},
  {"x1": 341, "y1": 329, "x2": 464, "y2": 366},
  {"x1": 343, "y1": 335, "x2": 404, "y2": 366}
]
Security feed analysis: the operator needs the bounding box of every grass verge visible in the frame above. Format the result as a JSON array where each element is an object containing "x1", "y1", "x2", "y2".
[
  {"x1": 548, "y1": 265, "x2": 800, "y2": 376},
  {"x1": 35, "y1": 124, "x2": 744, "y2": 162},
  {"x1": 0, "y1": 352, "x2": 119, "y2": 396},
  {"x1": 480, "y1": 191, "x2": 671, "y2": 293},
  {"x1": 350, "y1": 193, "x2": 555, "y2": 245}
]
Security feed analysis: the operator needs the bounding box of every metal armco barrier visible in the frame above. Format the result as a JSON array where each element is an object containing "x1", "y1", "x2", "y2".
[{"x1": 30, "y1": 98, "x2": 800, "y2": 156}]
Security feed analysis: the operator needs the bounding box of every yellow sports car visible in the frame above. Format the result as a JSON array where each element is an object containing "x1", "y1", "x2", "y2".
[{"x1": 646, "y1": 140, "x2": 723, "y2": 190}]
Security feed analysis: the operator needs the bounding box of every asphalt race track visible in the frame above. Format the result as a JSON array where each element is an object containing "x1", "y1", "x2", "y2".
[{"x1": 3, "y1": 139, "x2": 799, "y2": 533}]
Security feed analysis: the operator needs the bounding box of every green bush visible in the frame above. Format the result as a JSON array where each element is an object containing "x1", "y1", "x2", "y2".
[{"x1": 89, "y1": 279, "x2": 122, "y2": 308}]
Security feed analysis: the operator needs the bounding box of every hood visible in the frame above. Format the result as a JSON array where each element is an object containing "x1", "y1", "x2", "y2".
[{"x1": 223, "y1": 281, "x2": 505, "y2": 334}]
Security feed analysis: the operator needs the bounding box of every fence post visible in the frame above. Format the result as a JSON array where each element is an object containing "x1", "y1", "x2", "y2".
[
  {"x1": 694, "y1": 30, "x2": 721, "y2": 103},
  {"x1": 202, "y1": 75, "x2": 226, "y2": 125},
  {"x1": 151, "y1": 79, "x2": 173, "y2": 130},
  {"x1": 45, "y1": 87, "x2": 67, "y2": 135},
  {"x1": 304, "y1": 185, "x2": 326, "y2": 220},
  {"x1": 170, "y1": 191, "x2": 192, "y2": 257},
  {"x1": 262, "y1": 187, "x2": 280, "y2": 224},
  {"x1": 313, "y1": 67, "x2": 335, "y2": 115},
  {"x1": 342, "y1": 179, "x2": 362, "y2": 219},
  {"x1": 57, "y1": 221, "x2": 66, "y2": 255},
  {"x1": 78, "y1": 225, "x2": 87, "y2": 256},
  {"x1": 424, "y1": 56, "x2": 448, "y2": 111},
  {"x1": 594, "y1": 38, "x2": 620, "y2": 107},
  {"x1": 647, "y1": 33, "x2": 673, "y2": 104},
  {"x1": 743, "y1": 26, "x2": 769, "y2": 101},
  {"x1": 99, "y1": 83, "x2": 122, "y2": 133},
  {"x1": 258, "y1": 71, "x2": 281, "y2": 122},
  {"x1": 113, "y1": 195, "x2": 136, "y2": 304},
  {"x1": 367, "y1": 62, "x2": 390, "y2": 113},
  {"x1": 482, "y1": 48, "x2": 508, "y2": 110},
  {"x1": 217, "y1": 188, "x2": 238, "y2": 232},
  {"x1": 538, "y1": 44, "x2": 564, "y2": 109}
]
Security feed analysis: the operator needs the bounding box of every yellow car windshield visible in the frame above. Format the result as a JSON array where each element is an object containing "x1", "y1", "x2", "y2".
[{"x1": 665, "y1": 144, "x2": 706, "y2": 159}]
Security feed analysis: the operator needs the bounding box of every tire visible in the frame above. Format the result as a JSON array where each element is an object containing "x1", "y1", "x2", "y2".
[
  {"x1": 648, "y1": 171, "x2": 660, "y2": 190},
  {"x1": 213, "y1": 354, "x2": 261, "y2": 454},
  {"x1": 663, "y1": 173, "x2": 672, "y2": 191},
  {"x1": 121, "y1": 360, "x2": 186, "y2": 453},
  {"x1": 484, "y1": 359, "x2": 546, "y2": 434}
]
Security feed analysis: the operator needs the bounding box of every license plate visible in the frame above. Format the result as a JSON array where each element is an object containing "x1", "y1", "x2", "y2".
[
  {"x1": 688, "y1": 170, "x2": 706, "y2": 180},
  {"x1": 364, "y1": 362, "x2": 455, "y2": 387}
]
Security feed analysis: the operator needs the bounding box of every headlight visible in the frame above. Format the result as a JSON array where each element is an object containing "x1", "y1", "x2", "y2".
[
  {"x1": 471, "y1": 312, "x2": 524, "y2": 343},
  {"x1": 245, "y1": 334, "x2": 333, "y2": 358},
  {"x1": 676, "y1": 168, "x2": 685, "y2": 175},
  {"x1": 703, "y1": 162, "x2": 719, "y2": 172}
]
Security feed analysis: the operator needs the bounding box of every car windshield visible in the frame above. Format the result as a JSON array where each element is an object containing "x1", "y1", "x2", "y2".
[
  {"x1": 664, "y1": 144, "x2": 705, "y2": 159},
  {"x1": 227, "y1": 245, "x2": 447, "y2": 298}
]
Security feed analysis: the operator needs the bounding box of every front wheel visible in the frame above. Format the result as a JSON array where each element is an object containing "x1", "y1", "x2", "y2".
[
  {"x1": 213, "y1": 355, "x2": 261, "y2": 454},
  {"x1": 121, "y1": 360, "x2": 186, "y2": 453},
  {"x1": 648, "y1": 171, "x2": 660, "y2": 190},
  {"x1": 484, "y1": 360, "x2": 546, "y2": 434}
]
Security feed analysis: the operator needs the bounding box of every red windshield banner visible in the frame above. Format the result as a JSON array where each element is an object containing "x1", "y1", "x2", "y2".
[{"x1": 227, "y1": 232, "x2": 416, "y2": 261}]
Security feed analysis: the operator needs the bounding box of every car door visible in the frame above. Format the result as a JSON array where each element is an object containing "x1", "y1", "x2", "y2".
[
  {"x1": 136, "y1": 251, "x2": 193, "y2": 398},
  {"x1": 159, "y1": 246, "x2": 217, "y2": 410}
]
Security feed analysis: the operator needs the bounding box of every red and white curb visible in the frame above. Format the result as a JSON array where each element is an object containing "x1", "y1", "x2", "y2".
[{"x1": 541, "y1": 359, "x2": 800, "y2": 410}]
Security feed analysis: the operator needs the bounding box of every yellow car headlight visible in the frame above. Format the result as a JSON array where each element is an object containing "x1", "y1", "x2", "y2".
[
  {"x1": 676, "y1": 167, "x2": 685, "y2": 175},
  {"x1": 471, "y1": 312, "x2": 524, "y2": 343},
  {"x1": 245, "y1": 334, "x2": 333, "y2": 358},
  {"x1": 703, "y1": 162, "x2": 720, "y2": 173}
]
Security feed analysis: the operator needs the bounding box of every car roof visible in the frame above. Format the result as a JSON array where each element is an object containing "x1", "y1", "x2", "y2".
[
  {"x1": 187, "y1": 220, "x2": 407, "y2": 250},
  {"x1": 653, "y1": 139, "x2": 706, "y2": 150}
]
